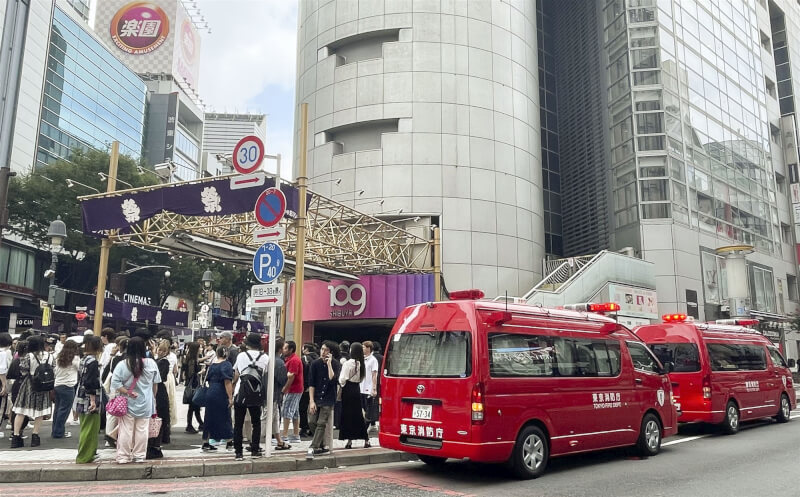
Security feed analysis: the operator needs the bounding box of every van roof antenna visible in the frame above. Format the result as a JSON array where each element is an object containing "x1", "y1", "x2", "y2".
[{"x1": 505, "y1": 290, "x2": 508, "y2": 312}]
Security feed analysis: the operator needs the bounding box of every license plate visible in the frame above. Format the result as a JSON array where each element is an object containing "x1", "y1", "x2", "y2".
[{"x1": 412, "y1": 404, "x2": 433, "y2": 420}]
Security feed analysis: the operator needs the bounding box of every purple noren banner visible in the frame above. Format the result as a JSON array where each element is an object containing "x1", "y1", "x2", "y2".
[{"x1": 81, "y1": 177, "x2": 309, "y2": 236}]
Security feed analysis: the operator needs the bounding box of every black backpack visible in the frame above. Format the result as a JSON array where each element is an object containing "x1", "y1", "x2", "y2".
[
  {"x1": 273, "y1": 356, "x2": 288, "y2": 392},
  {"x1": 32, "y1": 353, "x2": 55, "y2": 392},
  {"x1": 235, "y1": 352, "x2": 265, "y2": 407}
]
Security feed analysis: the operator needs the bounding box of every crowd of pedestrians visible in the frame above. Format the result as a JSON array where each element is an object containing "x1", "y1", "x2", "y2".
[{"x1": 0, "y1": 328, "x2": 384, "y2": 464}]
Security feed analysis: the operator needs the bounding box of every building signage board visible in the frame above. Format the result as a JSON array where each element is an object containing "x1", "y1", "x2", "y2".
[{"x1": 607, "y1": 284, "x2": 659, "y2": 319}]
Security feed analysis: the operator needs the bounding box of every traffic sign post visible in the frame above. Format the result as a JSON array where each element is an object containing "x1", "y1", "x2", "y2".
[
  {"x1": 254, "y1": 187, "x2": 287, "y2": 228},
  {"x1": 252, "y1": 242, "x2": 285, "y2": 283},
  {"x1": 253, "y1": 226, "x2": 286, "y2": 243},
  {"x1": 232, "y1": 135, "x2": 265, "y2": 174},
  {"x1": 230, "y1": 171, "x2": 266, "y2": 190},
  {"x1": 251, "y1": 283, "x2": 283, "y2": 308}
]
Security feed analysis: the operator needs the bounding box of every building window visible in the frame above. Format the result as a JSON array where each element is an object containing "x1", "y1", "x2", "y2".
[
  {"x1": 765, "y1": 77, "x2": 777, "y2": 99},
  {"x1": 749, "y1": 265, "x2": 776, "y2": 313},
  {"x1": 788, "y1": 274, "x2": 798, "y2": 302},
  {"x1": 781, "y1": 223, "x2": 792, "y2": 244}
]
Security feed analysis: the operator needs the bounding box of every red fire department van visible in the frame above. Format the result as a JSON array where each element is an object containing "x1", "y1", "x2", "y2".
[
  {"x1": 634, "y1": 315, "x2": 795, "y2": 434},
  {"x1": 379, "y1": 293, "x2": 678, "y2": 479}
]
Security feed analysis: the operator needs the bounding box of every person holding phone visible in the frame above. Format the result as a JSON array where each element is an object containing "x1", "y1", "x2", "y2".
[
  {"x1": 306, "y1": 341, "x2": 341, "y2": 459},
  {"x1": 75, "y1": 336, "x2": 103, "y2": 463}
]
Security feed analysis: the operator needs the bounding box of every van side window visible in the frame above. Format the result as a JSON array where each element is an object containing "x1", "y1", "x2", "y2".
[
  {"x1": 767, "y1": 347, "x2": 788, "y2": 368},
  {"x1": 626, "y1": 341, "x2": 660, "y2": 373},
  {"x1": 707, "y1": 343, "x2": 767, "y2": 371},
  {"x1": 488, "y1": 333, "x2": 621, "y2": 378}
]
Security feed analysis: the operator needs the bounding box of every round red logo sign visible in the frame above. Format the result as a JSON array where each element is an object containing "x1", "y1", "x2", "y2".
[{"x1": 110, "y1": 2, "x2": 170, "y2": 55}]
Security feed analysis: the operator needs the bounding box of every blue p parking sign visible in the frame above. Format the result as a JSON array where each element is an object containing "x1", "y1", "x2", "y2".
[{"x1": 252, "y1": 242, "x2": 284, "y2": 283}]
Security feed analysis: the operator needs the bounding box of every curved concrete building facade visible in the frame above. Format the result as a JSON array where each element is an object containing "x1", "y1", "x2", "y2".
[{"x1": 294, "y1": 0, "x2": 543, "y2": 296}]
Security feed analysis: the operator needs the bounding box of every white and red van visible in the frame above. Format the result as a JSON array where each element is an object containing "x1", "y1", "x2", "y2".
[
  {"x1": 379, "y1": 293, "x2": 678, "y2": 479},
  {"x1": 634, "y1": 315, "x2": 795, "y2": 434}
]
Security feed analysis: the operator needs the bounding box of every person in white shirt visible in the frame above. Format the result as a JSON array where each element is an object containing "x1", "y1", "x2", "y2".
[
  {"x1": 52, "y1": 340, "x2": 80, "y2": 438},
  {"x1": 99, "y1": 328, "x2": 117, "y2": 369},
  {"x1": 231, "y1": 333, "x2": 269, "y2": 460},
  {"x1": 360, "y1": 341, "x2": 380, "y2": 429},
  {"x1": 0, "y1": 333, "x2": 12, "y2": 438}
]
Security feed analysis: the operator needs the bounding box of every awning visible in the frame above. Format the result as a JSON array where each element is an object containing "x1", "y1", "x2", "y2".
[{"x1": 160, "y1": 232, "x2": 359, "y2": 281}]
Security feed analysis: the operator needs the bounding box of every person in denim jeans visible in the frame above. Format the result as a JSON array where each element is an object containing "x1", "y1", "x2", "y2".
[{"x1": 52, "y1": 340, "x2": 80, "y2": 438}]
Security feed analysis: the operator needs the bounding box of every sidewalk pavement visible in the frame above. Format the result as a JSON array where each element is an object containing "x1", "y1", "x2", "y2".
[{"x1": 0, "y1": 385, "x2": 415, "y2": 483}]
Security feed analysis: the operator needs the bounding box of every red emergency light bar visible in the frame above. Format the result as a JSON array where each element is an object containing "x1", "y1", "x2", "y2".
[
  {"x1": 449, "y1": 289, "x2": 486, "y2": 300},
  {"x1": 714, "y1": 318, "x2": 759, "y2": 326},
  {"x1": 662, "y1": 313, "x2": 688, "y2": 323},
  {"x1": 563, "y1": 302, "x2": 620, "y2": 314}
]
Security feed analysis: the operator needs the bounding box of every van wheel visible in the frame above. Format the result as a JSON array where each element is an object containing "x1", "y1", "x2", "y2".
[
  {"x1": 636, "y1": 413, "x2": 661, "y2": 457},
  {"x1": 722, "y1": 401, "x2": 739, "y2": 434},
  {"x1": 508, "y1": 425, "x2": 549, "y2": 479},
  {"x1": 775, "y1": 394, "x2": 791, "y2": 423},
  {"x1": 418, "y1": 455, "x2": 447, "y2": 466}
]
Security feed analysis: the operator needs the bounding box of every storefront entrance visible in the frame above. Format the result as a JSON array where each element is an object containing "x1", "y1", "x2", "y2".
[{"x1": 312, "y1": 319, "x2": 395, "y2": 350}]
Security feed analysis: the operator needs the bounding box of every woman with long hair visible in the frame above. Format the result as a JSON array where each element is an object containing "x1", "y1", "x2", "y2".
[
  {"x1": 52, "y1": 339, "x2": 80, "y2": 439},
  {"x1": 200, "y1": 345, "x2": 233, "y2": 451},
  {"x1": 103, "y1": 337, "x2": 128, "y2": 448},
  {"x1": 110, "y1": 337, "x2": 161, "y2": 464},
  {"x1": 75, "y1": 336, "x2": 102, "y2": 463},
  {"x1": 153, "y1": 340, "x2": 172, "y2": 444},
  {"x1": 338, "y1": 342, "x2": 369, "y2": 449},
  {"x1": 181, "y1": 341, "x2": 204, "y2": 433},
  {"x1": 10, "y1": 335, "x2": 54, "y2": 448}
]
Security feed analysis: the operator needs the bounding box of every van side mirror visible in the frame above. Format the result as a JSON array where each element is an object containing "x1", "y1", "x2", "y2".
[
  {"x1": 663, "y1": 362, "x2": 675, "y2": 374},
  {"x1": 788, "y1": 358, "x2": 796, "y2": 368}
]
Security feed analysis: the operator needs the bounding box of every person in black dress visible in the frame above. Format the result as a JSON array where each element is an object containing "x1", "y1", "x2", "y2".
[
  {"x1": 338, "y1": 342, "x2": 369, "y2": 449},
  {"x1": 181, "y1": 341, "x2": 204, "y2": 433},
  {"x1": 201, "y1": 346, "x2": 233, "y2": 451},
  {"x1": 154, "y1": 340, "x2": 171, "y2": 445}
]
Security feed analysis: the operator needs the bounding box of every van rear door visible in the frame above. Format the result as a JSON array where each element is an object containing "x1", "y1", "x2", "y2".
[{"x1": 384, "y1": 329, "x2": 475, "y2": 448}]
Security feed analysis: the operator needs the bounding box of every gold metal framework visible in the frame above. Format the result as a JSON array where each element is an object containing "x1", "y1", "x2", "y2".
[{"x1": 78, "y1": 173, "x2": 433, "y2": 275}]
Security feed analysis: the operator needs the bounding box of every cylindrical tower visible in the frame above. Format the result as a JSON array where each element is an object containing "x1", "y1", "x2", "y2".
[{"x1": 294, "y1": 0, "x2": 543, "y2": 296}]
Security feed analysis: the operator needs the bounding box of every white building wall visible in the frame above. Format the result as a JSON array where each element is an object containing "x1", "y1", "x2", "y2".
[
  {"x1": 294, "y1": 0, "x2": 544, "y2": 296},
  {"x1": 8, "y1": 1, "x2": 53, "y2": 174}
]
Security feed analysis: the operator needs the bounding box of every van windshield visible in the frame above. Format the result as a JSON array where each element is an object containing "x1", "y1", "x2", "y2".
[
  {"x1": 386, "y1": 331, "x2": 470, "y2": 377},
  {"x1": 649, "y1": 343, "x2": 701, "y2": 372}
]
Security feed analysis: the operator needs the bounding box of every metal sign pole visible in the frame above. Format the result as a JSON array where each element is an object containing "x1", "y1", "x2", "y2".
[
  {"x1": 93, "y1": 141, "x2": 119, "y2": 335},
  {"x1": 293, "y1": 103, "x2": 309, "y2": 342},
  {"x1": 264, "y1": 305, "x2": 277, "y2": 457}
]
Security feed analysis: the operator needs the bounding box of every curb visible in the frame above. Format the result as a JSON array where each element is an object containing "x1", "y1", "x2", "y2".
[{"x1": 0, "y1": 449, "x2": 418, "y2": 483}]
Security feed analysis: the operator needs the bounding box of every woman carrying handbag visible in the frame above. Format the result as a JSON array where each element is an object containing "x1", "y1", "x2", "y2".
[
  {"x1": 110, "y1": 337, "x2": 161, "y2": 464},
  {"x1": 181, "y1": 341, "x2": 204, "y2": 433},
  {"x1": 338, "y1": 342, "x2": 370, "y2": 449}
]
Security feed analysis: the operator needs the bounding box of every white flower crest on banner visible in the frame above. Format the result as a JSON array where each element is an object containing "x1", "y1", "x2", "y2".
[
  {"x1": 201, "y1": 186, "x2": 223, "y2": 213},
  {"x1": 121, "y1": 198, "x2": 141, "y2": 223}
]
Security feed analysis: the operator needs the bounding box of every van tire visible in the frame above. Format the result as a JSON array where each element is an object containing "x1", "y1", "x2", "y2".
[
  {"x1": 775, "y1": 394, "x2": 791, "y2": 423},
  {"x1": 418, "y1": 455, "x2": 447, "y2": 466},
  {"x1": 722, "y1": 400, "x2": 739, "y2": 434},
  {"x1": 508, "y1": 425, "x2": 549, "y2": 479},
  {"x1": 636, "y1": 413, "x2": 661, "y2": 457}
]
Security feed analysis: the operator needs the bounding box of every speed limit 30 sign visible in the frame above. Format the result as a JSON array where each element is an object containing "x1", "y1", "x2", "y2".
[{"x1": 232, "y1": 135, "x2": 265, "y2": 174}]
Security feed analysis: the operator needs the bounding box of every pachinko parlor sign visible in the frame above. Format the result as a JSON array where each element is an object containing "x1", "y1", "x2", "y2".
[{"x1": 110, "y1": 2, "x2": 170, "y2": 55}]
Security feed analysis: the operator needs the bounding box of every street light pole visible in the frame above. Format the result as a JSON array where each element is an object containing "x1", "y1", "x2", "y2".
[
  {"x1": 201, "y1": 269, "x2": 214, "y2": 331},
  {"x1": 46, "y1": 216, "x2": 67, "y2": 332}
]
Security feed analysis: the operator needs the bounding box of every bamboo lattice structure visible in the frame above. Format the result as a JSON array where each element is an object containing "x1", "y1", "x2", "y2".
[{"x1": 78, "y1": 173, "x2": 433, "y2": 275}]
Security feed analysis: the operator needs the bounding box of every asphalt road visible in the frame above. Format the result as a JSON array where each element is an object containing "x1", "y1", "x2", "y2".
[{"x1": 3, "y1": 413, "x2": 799, "y2": 497}]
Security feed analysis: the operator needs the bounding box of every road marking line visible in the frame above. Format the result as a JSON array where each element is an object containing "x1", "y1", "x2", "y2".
[{"x1": 662, "y1": 435, "x2": 708, "y2": 446}]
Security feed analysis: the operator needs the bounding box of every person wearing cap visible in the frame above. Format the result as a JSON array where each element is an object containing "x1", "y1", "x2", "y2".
[
  {"x1": 231, "y1": 333, "x2": 268, "y2": 460},
  {"x1": 216, "y1": 331, "x2": 239, "y2": 366}
]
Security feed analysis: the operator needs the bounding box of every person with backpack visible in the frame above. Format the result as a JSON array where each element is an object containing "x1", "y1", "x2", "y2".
[
  {"x1": 10, "y1": 335, "x2": 54, "y2": 448},
  {"x1": 74, "y1": 336, "x2": 103, "y2": 463},
  {"x1": 231, "y1": 333, "x2": 269, "y2": 460}
]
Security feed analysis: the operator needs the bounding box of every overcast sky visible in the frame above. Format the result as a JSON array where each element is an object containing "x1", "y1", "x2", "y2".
[{"x1": 196, "y1": 0, "x2": 298, "y2": 177}]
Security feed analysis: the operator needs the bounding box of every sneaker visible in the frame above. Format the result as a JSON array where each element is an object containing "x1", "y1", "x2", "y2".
[
  {"x1": 202, "y1": 443, "x2": 217, "y2": 452},
  {"x1": 133, "y1": 458, "x2": 145, "y2": 463},
  {"x1": 250, "y1": 448, "x2": 264, "y2": 458},
  {"x1": 0, "y1": 431, "x2": 4, "y2": 439},
  {"x1": 306, "y1": 448, "x2": 314, "y2": 460},
  {"x1": 314, "y1": 447, "x2": 330, "y2": 455},
  {"x1": 31, "y1": 434, "x2": 40, "y2": 447},
  {"x1": 289, "y1": 435, "x2": 301, "y2": 443},
  {"x1": 235, "y1": 453, "x2": 244, "y2": 461},
  {"x1": 271, "y1": 438, "x2": 278, "y2": 445},
  {"x1": 185, "y1": 426, "x2": 198, "y2": 434},
  {"x1": 64, "y1": 432, "x2": 72, "y2": 438},
  {"x1": 226, "y1": 440, "x2": 234, "y2": 451}
]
